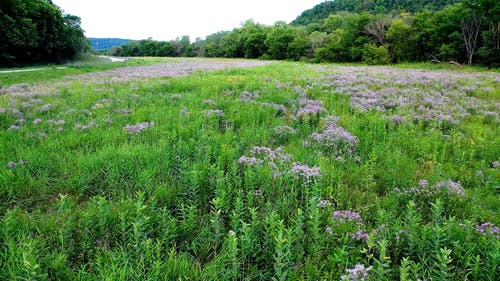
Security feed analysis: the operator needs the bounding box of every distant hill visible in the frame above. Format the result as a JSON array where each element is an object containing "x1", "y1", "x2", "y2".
[
  {"x1": 291, "y1": 0, "x2": 462, "y2": 25},
  {"x1": 89, "y1": 38, "x2": 131, "y2": 50}
]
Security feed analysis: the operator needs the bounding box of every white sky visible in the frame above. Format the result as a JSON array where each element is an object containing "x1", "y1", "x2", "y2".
[{"x1": 52, "y1": 0, "x2": 326, "y2": 41}]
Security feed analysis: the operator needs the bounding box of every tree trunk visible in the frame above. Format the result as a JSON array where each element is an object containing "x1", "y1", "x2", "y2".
[{"x1": 461, "y1": 14, "x2": 482, "y2": 65}]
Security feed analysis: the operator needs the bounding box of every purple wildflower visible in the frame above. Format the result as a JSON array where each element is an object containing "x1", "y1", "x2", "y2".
[
  {"x1": 237, "y1": 156, "x2": 262, "y2": 167},
  {"x1": 274, "y1": 125, "x2": 296, "y2": 137},
  {"x1": 333, "y1": 210, "x2": 363, "y2": 225},
  {"x1": 295, "y1": 94, "x2": 325, "y2": 119},
  {"x1": 170, "y1": 93, "x2": 183, "y2": 100},
  {"x1": 318, "y1": 199, "x2": 332, "y2": 208},
  {"x1": 8, "y1": 160, "x2": 25, "y2": 168},
  {"x1": 435, "y1": 179, "x2": 465, "y2": 196},
  {"x1": 260, "y1": 102, "x2": 287, "y2": 114},
  {"x1": 309, "y1": 116, "x2": 358, "y2": 156},
  {"x1": 39, "y1": 103, "x2": 57, "y2": 112},
  {"x1": 123, "y1": 121, "x2": 154, "y2": 134},
  {"x1": 33, "y1": 118, "x2": 42, "y2": 124},
  {"x1": 493, "y1": 161, "x2": 499, "y2": 168},
  {"x1": 350, "y1": 229, "x2": 369, "y2": 241},
  {"x1": 239, "y1": 91, "x2": 259, "y2": 102},
  {"x1": 325, "y1": 227, "x2": 333, "y2": 235},
  {"x1": 418, "y1": 179, "x2": 429, "y2": 188},
  {"x1": 75, "y1": 122, "x2": 95, "y2": 131},
  {"x1": 204, "y1": 109, "x2": 224, "y2": 117},
  {"x1": 475, "y1": 222, "x2": 499, "y2": 238},
  {"x1": 290, "y1": 162, "x2": 320, "y2": 185},
  {"x1": 8, "y1": 125, "x2": 20, "y2": 131},
  {"x1": 341, "y1": 264, "x2": 372, "y2": 281}
]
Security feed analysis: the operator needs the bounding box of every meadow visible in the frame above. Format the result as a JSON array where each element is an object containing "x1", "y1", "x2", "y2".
[{"x1": 0, "y1": 58, "x2": 498, "y2": 280}]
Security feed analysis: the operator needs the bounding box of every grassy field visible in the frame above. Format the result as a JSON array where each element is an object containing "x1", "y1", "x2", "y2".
[{"x1": 0, "y1": 58, "x2": 499, "y2": 280}]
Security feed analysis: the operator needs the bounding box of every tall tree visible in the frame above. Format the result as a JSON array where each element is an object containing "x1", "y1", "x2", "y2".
[{"x1": 0, "y1": 0, "x2": 88, "y2": 66}]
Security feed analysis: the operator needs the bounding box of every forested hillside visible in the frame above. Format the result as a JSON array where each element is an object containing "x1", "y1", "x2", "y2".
[
  {"x1": 114, "y1": 0, "x2": 499, "y2": 66},
  {"x1": 291, "y1": 0, "x2": 462, "y2": 25},
  {"x1": 0, "y1": 0, "x2": 89, "y2": 67},
  {"x1": 89, "y1": 38, "x2": 131, "y2": 50}
]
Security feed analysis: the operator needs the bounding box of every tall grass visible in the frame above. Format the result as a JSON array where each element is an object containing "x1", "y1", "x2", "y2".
[{"x1": 0, "y1": 60, "x2": 498, "y2": 280}]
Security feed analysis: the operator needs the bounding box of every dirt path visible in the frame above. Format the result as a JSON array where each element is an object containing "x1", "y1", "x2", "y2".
[{"x1": 0, "y1": 67, "x2": 66, "y2": 74}]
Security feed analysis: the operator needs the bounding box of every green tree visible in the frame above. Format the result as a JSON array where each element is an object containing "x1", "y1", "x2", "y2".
[
  {"x1": 265, "y1": 22, "x2": 297, "y2": 60},
  {"x1": 0, "y1": 0, "x2": 88, "y2": 66},
  {"x1": 386, "y1": 14, "x2": 418, "y2": 62}
]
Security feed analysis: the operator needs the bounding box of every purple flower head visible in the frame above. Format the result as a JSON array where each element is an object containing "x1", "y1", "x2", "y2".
[
  {"x1": 8, "y1": 160, "x2": 26, "y2": 168},
  {"x1": 170, "y1": 94, "x2": 183, "y2": 100},
  {"x1": 418, "y1": 179, "x2": 429, "y2": 188},
  {"x1": 493, "y1": 161, "x2": 500, "y2": 168},
  {"x1": 75, "y1": 122, "x2": 95, "y2": 131},
  {"x1": 33, "y1": 118, "x2": 42, "y2": 124},
  {"x1": 333, "y1": 210, "x2": 363, "y2": 225},
  {"x1": 435, "y1": 179, "x2": 465, "y2": 196},
  {"x1": 239, "y1": 91, "x2": 259, "y2": 102},
  {"x1": 237, "y1": 156, "x2": 262, "y2": 167},
  {"x1": 318, "y1": 199, "x2": 332, "y2": 208},
  {"x1": 290, "y1": 162, "x2": 320, "y2": 184},
  {"x1": 350, "y1": 229, "x2": 369, "y2": 241},
  {"x1": 204, "y1": 109, "x2": 224, "y2": 117},
  {"x1": 341, "y1": 264, "x2": 372, "y2": 281},
  {"x1": 274, "y1": 125, "x2": 296, "y2": 138},
  {"x1": 309, "y1": 117, "x2": 358, "y2": 156},
  {"x1": 475, "y1": 222, "x2": 499, "y2": 238},
  {"x1": 123, "y1": 121, "x2": 154, "y2": 134},
  {"x1": 295, "y1": 94, "x2": 325, "y2": 119},
  {"x1": 260, "y1": 102, "x2": 287, "y2": 114}
]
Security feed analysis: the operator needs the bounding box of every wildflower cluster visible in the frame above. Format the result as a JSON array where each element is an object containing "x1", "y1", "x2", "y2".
[
  {"x1": 290, "y1": 162, "x2": 320, "y2": 185},
  {"x1": 237, "y1": 156, "x2": 262, "y2": 167},
  {"x1": 238, "y1": 146, "x2": 321, "y2": 185},
  {"x1": 330, "y1": 210, "x2": 370, "y2": 242},
  {"x1": 333, "y1": 210, "x2": 363, "y2": 225},
  {"x1": 260, "y1": 102, "x2": 287, "y2": 115},
  {"x1": 394, "y1": 179, "x2": 465, "y2": 197},
  {"x1": 273, "y1": 125, "x2": 296, "y2": 142},
  {"x1": 75, "y1": 122, "x2": 95, "y2": 131},
  {"x1": 239, "y1": 91, "x2": 259, "y2": 102},
  {"x1": 295, "y1": 94, "x2": 325, "y2": 121},
  {"x1": 317, "y1": 199, "x2": 332, "y2": 208},
  {"x1": 309, "y1": 116, "x2": 358, "y2": 157},
  {"x1": 341, "y1": 264, "x2": 372, "y2": 281},
  {"x1": 8, "y1": 160, "x2": 26, "y2": 168},
  {"x1": 475, "y1": 222, "x2": 499, "y2": 239},
  {"x1": 320, "y1": 66, "x2": 498, "y2": 124},
  {"x1": 204, "y1": 109, "x2": 224, "y2": 117},
  {"x1": 123, "y1": 122, "x2": 154, "y2": 134}
]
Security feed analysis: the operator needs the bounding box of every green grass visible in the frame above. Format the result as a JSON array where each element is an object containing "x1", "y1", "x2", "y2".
[
  {"x1": 0, "y1": 55, "x2": 167, "y2": 87},
  {"x1": 0, "y1": 59, "x2": 499, "y2": 280}
]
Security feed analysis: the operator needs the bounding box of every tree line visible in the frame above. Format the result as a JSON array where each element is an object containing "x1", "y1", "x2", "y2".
[
  {"x1": 0, "y1": 0, "x2": 89, "y2": 67},
  {"x1": 114, "y1": 0, "x2": 498, "y2": 66}
]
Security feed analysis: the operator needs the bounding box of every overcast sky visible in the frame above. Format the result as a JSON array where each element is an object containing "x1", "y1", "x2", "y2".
[{"x1": 51, "y1": 0, "x2": 326, "y2": 41}]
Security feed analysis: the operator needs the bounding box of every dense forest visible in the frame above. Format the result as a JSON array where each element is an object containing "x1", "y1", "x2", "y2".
[
  {"x1": 291, "y1": 0, "x2": 462, "y2": 25},
  {"x1": 0, "y1": 0, "x2": 89, "y2": 67},
  {"x1": 115, "y1": 0, "x2": 499, "y2": 66}
]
